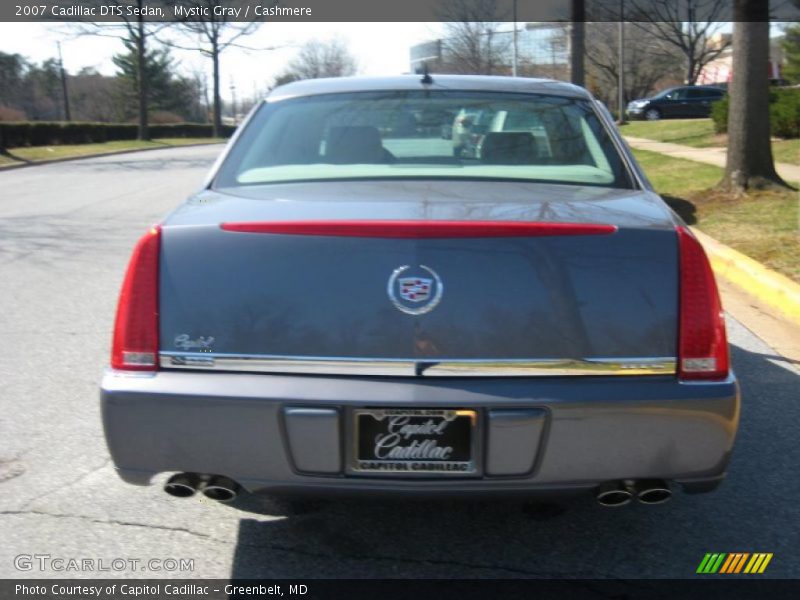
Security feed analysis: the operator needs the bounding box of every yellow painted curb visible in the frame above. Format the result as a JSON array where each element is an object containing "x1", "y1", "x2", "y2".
[{"x1": 692, "y1": 228, "x2": 800, "y2": 327}]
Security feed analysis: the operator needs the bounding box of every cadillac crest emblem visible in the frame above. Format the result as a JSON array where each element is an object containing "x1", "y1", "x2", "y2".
[{"x1": 387, "y1": 265, "x2": 443, "y2": 315}]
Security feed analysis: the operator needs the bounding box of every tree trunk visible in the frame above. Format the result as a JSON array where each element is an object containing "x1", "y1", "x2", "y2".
[
  {"x1": 212, "y1": 41, "x2": 221, "y2": 138},
  {"x1": 617, "y1": 20, "x2": 625, "y2": 123},
  {"x1": 136, "y1": 15, "x2": 149, "y2": 141},
  {"x1": 570, "y1": 0, "x2": 585, "y2": 87},
  {"x1": 721, "y1": 0, "x2": 786, "y2": 192}
]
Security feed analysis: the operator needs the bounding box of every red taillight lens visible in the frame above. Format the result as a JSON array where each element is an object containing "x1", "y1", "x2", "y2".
[
  {"x1": 220, "y1": 220, "x2": 617, "y2": 238},
  {"x1": 111, "y1": 226, "x2": 160, "y2": 371},
  {"x1": 677, "y1": 226, "x2": 729, "y2": 380}
]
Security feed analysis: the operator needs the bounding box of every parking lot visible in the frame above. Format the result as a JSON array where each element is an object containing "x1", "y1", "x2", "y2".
[{"x1": 1, "y1": 145, "x2": 798, "y2": 578}]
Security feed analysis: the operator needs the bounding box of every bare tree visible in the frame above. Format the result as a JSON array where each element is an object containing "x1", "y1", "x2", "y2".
[
  {"x1": 720, "y1": 0, "x2": 788, "y2": 192},
  {"x1": 585, "y1": 22, "x2": 683, "y2": 111},
  {"x1": 171, "y1": 1, "x2": 265, "y2": 136},
  {"x1": 189, "y1": 67, "x2": 210, "y2": 122},
  {"x1": 274, "y1": 38, "x2": 358, "y2": 84},
  {"x1": 69, "y1": 68, "x2": 124, "y2": 122},
  {"x1": 628, "y1": 0, "x2": 731, "y2": 85},
  {"x1": 70, "y1": 1, "x2": 173, "y2": 140},
  {"x1": 435, "y1": 0, "x2": 510, "y2": 75}
]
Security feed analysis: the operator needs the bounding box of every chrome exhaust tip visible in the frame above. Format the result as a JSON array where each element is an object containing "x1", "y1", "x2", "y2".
[
  {"x1": 202, "y1": 475, "x2": 241, "y2": 503},
  {"x1": 596, "y1": 481, "x2": 633, "y2": 507},
  {"x1": 164, "y1": 473, "x2": 201, "y2": 498},
  {"x1": 635, "y1": 480, "x2": 672, "y2": 505}
]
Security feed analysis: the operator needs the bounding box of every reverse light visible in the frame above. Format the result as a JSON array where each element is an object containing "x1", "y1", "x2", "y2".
[
  {"x1": 111, "y1": 226, "x2": 161, "y2": 371},
  {"x1": 677, "y1": 226, "x2": 729, "y2": 380}
]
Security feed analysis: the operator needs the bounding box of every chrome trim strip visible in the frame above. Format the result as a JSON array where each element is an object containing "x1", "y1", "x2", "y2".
[{"x1": 159, "y1": 353, "x2": 676, "y2": 377}]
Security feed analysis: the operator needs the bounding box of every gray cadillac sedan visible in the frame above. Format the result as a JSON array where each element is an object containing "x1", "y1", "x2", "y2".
[{"x1": 101, "y1": 75, "x2": 739, "y2": 509}]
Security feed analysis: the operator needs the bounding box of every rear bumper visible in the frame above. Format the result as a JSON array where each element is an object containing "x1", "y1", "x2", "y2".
[{"x1": 100, "y1": 369, "x2": 739, "y2": 497}]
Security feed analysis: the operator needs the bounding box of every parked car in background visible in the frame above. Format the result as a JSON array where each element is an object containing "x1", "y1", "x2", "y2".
[
  {"x1": 102, "y1": 75, "x2": 739, "y2": 511},
  {"x1": 627, "y1": 85, "x2": 726, "y2": 120}
]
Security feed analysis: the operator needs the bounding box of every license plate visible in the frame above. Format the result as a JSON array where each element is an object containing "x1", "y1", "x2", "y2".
[{"x1": 352, "y1": 408, "x2": 477, "y2": 474}]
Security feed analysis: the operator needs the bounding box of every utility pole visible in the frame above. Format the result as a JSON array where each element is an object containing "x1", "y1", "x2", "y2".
[
  {"x1": 56, "y1": 42, "x2": 71, "y2": 122},
  {"x1": 570, "y1": 0, "x2": 585, "y2": 86},
  {"x1": 512, "y1": 0, "x2": 518, "y2": 77},
  {"x1": 617, "y1": 0, "x2": 626, "y2": 124},
  {"x1": 229, "y1": 79, "x2": 237, "y2": 125},
  {"x1": 686, "y1": 1, "x2": 695, "y2": 84},
  {"x1": 486, "y1": 28, "x2": 493, "y2": 75}
]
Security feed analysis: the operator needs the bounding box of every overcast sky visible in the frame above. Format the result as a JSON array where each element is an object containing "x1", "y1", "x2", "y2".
[{"x1": 0, "y1": 22, "x2": 442, "y2": 102}]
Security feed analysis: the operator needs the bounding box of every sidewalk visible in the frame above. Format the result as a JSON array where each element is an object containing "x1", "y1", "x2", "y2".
[
  {"x1": 0, "y1": 140, "x2": 225, "y2": 171},
  {"x1": 624, "y1": 136, "x2": 800, "y2": 183}
]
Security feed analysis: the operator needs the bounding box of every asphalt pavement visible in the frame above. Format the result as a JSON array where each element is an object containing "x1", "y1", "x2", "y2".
[{"x1": 1, "y1": 146, "x2": 798, "y2": 579}]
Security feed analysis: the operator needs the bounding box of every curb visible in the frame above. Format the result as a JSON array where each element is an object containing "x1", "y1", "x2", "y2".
[
  {"x1": 692, "y1": 227, "x2": 800, "y2": 327},
  {"x1": 0, "y1": 141, "x2": 225, "y2": 172}
]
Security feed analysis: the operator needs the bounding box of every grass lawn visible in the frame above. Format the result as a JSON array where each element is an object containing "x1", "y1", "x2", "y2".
[
  {"x1": 622, "y1": 119, "x2": 799, "y2": 166},
  {"x1": 0, "y1": 154, "x2": 19, "y2": 167},
  {"x1": 622, "y1": 119, "x2": 720, "y2": 147},
  {"x1": 772, "y1": 139, "x2": 800, "y2": 165},
  {"x1": 0, "y1": 138, "x2": 224, "y2": 167},
  {"x1": 633, "y1": 148, "x2": 800, "y2": 283}
]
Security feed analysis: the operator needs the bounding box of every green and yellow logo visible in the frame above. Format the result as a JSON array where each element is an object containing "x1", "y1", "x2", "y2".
[{"x1": 696, "y1": 553, "x2": 773, "y2": 574}]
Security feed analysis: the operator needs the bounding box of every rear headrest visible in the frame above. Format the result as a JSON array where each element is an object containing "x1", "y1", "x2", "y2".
[
  {"x1": 326, "y1": 126, "x2": 385, "y2": 164},
  {"x1": 269, "y1": 121, "x2": 321, "y2": 165},
  {"x1": 480, "y1": 132, "x2": 538, "y2": 165}
]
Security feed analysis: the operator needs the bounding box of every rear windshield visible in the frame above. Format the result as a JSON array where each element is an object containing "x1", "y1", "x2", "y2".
[{"x1": 213, "y1": 90, "x2": 633, "y2": 189}]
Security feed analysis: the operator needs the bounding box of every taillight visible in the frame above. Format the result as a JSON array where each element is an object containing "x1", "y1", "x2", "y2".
[
  {"x1": 677, "y1": 226, "x2": 729, "y2": 380},
  {"x1": 111, "y1": 226, "x2": 160, "y2": 371},
  {"x1": 220, "y1": 220, "x2": 617, "y2": 238}
]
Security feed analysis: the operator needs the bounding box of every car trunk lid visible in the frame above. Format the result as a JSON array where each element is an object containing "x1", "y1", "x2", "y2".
[{"x1": 157, "y1": 181, "x2": 679, "y2": 375}]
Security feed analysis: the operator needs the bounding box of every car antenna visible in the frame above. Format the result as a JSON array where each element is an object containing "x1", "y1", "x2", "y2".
[{"x1": 420, "y1": 63, "x2": 433, "y2": 85}]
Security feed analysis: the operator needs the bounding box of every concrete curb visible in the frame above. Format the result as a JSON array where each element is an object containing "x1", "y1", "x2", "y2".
[
  {"x1": 0, "y1": 141, "x2": 225, "y2": 172},
  {"x1": 692, "y1": 227, "x2": 800, "y2": 326}
]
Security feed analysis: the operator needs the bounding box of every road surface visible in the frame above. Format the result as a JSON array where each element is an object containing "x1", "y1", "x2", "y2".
[{"x1": 1, "y1": 146, "x2": 798, "y2": 579}]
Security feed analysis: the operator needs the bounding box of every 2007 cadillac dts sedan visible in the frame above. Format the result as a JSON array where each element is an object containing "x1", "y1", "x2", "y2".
[{"x1": 101, "y1": 75, "x2": 739, "y2": 508}]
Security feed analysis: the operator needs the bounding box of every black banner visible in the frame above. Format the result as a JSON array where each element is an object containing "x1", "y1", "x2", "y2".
[
  {"x1": 4, "y1": 579, "x2": 800, "y2": 600},
  {"x1": 3, "y1": 0, "x2": 799, "y2": 23}
]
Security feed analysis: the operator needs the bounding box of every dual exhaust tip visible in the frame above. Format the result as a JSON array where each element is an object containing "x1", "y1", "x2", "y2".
[
  {"x1": 596, "y1": 479, "x2": 672, "y2": 507},
  {"x1": 166, "y1": 474, "x2": 670, "y2": 507},
  {"x1": 164, "y1": 473, "x2": 241, "y2": 503}
]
